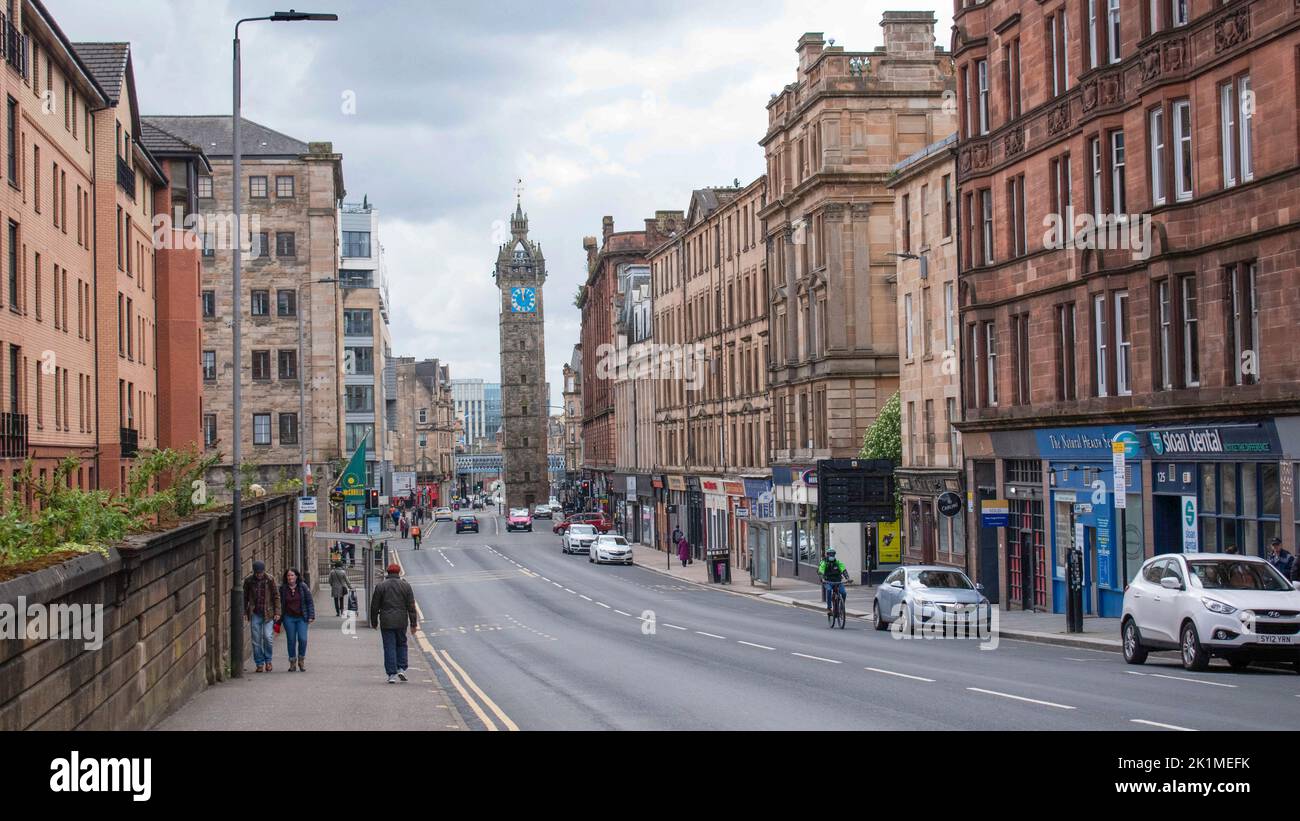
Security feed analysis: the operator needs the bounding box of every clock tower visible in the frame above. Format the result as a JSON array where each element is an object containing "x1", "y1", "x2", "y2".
[{"x1": 495, "y1": 196, "x2": 549, "y2": 510}]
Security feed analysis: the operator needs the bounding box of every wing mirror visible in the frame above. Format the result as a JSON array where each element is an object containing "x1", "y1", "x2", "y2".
[
  {"x1": 1292, "y1": 581, "x2": 1300, "y2": 592},
  {"x1": 976, "y1": 583, "x2": 985, "y2": 592},
  {"x1": 891, "y1": 580, "x2": 903, "y2": 588},
  {"x1": 1160, "y1": 576, "x2": 1182, "y2": 590}
]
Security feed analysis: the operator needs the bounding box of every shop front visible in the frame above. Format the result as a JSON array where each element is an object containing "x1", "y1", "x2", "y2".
[
  {"x1": 685, "y1": 476, "x2": 705, "y2": 561},
  {"x1": 896, "y1": 468, "x2": 965, "y2": 568},
  {"x1": 700, "y1": 477, "x2": 728, "y2": 561},
  {"x1": 770, "y1": 464, "x2": 821, "y2": 580},
  {"x1": 630, "y1": 474, "x2": 654, "y2": 546}
]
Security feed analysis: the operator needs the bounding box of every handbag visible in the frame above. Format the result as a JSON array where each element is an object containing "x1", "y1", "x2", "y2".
[
  {"x1": 273, "y1": 620, "x2": 282, "y2": 634},
  {"x1": 347, "y1": 590, "x2": 358, "y2": 612}
]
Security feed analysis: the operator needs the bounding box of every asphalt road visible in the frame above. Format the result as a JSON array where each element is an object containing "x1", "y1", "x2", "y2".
[{"x1": 399, "y1": 511, "x2": 1300, "y2": 731}]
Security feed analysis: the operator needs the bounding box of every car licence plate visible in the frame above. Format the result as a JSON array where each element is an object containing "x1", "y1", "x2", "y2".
[{"x1": 1258, "y1": 635, "x2": 1294, "y2": 644}]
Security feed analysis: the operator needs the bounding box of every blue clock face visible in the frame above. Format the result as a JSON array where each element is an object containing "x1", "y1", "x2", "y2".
[{"x1": 510, "y1": 286, "x2": 537, "y2": 313}]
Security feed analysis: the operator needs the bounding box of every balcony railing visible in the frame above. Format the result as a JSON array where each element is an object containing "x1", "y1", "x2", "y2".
[
  {"x1": 0, "y1": 411, "x2": 27, "y2": 458},
  {"x1": 1, "y1": 15, "x2": 27, "y2": 78},
  {"x1": 117, "y1": 156, "x2": 136, "y2": 199},
  {"x1": 120, "y1": 427, "x2": 139, "y2": 459}
]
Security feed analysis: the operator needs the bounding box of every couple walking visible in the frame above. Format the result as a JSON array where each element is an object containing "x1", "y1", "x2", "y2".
[{"x1": 243, "y1": 560, "x2": 315, "y2": 673}]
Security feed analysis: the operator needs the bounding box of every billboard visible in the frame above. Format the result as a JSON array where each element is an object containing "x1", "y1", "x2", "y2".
[{"x1": 393, "y1": 471, "x2": 416, "y2": 494}]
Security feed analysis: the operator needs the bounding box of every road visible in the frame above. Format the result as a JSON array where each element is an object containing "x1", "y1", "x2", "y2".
[{"x1": 398, "y1": 510, "x2": 1300, "y2": 731}]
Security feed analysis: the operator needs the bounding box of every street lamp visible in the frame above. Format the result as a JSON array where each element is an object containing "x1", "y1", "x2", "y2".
[{"x1": 231, "y1": 9, "x2": 337, "y2": 679}]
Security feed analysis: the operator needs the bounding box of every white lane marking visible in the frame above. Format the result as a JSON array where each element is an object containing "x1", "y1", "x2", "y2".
[
  {"x1": 737, "y1": 640, "x2": 775, "y2": 650},
  {"x1": 563, "y1": 588, "x2": 577, "y2": 594},
  {"x1": 1064, "y1": 657, "x2": 1104, "y2": 662},
  {"x1": 540, "y1": 577, "x2": 550, "y2": 582},
  {"x1": 437, "y1": 550, "x2": 454, "y2": 568},
  {"x1": 579, "y1": 594, "x2": 592, "y2": 601},
  {"x1": 615, "y1": 610, "x2": 633, "y2": 617},
  {"x1": 865, "y1": 667, "x2": 935, "y2": 683},
  {"x1": 791, "y1": 652, "x2": 841, "y2": 664},
  {"x1": 966, "y1": 687, "x2": 1076, "y2": 710},
  {"x1": 1130, "y1": 718, "x2": 1197, "y2": 732},
  {"x1": 663, "y1": 623, "x2": 687, "y2": 631},
  {"x1": 552, "y1": 582, "x2": 563, "y2": 588},
  {"x1": 695, "y1": 631, "x2": 726, "y2": 639},
  {"x1": 595, "y1": 602, "x2": 611, "y2": 609},
  {"x1": 1125, "y1": 671, "x2": 1237, "y2": 688}
]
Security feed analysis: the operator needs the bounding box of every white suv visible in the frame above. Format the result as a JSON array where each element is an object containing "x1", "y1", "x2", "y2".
[
  {"x1": 1122, "y1": 552, "x2": 1300, "y2": 672},
  {"x1": 563, "y1": 524, "x2": 597, "y2": 555}
]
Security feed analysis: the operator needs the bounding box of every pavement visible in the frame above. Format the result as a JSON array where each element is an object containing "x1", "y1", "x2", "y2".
[
  {"x1": 629, "y1": 543, "x2": 1123, "y2": 650},
  {"x1": 154, "y1": 563, "x2": 467, "y2": 731}
]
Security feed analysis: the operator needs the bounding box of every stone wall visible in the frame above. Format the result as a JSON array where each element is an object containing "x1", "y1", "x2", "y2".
[{"x1": 0, "y1": 493, "x2": 300, "y2": 730}]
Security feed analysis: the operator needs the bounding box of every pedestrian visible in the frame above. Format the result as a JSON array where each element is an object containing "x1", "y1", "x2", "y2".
[
  {"x1": 369, "y1": 562, "x2": 418, "y2": 684},
  {"x1": 278, "y1": 568, "x2": 315, "y2": 672},
  {"x1": 411, "y1": 523, "x2": 422, "y2": 550},
  {"x1": 344, "y1": 541, "x2": 356, "y2": 567},
  {"x1": 391, "y1": 507, "x2": 401, "y2": 531},
  {"x1": 1268, "y1": 536, "x2": 1294, "y2": 577},
  {"x1": 677, "y1": 534, "x2": 690, "y2": 568},
  {"x1": 327, "y1": 561, "x2": 352, "y2": 617},
  {"x1": 242, "y1": 559, "x2": 280, "y2": 673},
  {"x1": 400, "y1": 514, "x2": 409, "y2": 540},
  {"x1": 671, "y1": 526, "x2": 683, "y2": 550}
]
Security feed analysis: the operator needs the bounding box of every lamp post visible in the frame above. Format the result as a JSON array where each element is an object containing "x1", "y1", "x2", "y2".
[{"x1": 231, "y1": 9, "x2": 337, "y2": 678}]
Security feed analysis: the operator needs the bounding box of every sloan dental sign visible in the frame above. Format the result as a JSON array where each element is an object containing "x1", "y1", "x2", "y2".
[{"x1": 1143, "y1": 422, "x2": 1280, "y2": 460}]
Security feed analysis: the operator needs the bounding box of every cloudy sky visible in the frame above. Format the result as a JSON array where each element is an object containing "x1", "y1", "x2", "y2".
[{"x1": 55, "y1": 0, "x2": 953, "y2": 410}]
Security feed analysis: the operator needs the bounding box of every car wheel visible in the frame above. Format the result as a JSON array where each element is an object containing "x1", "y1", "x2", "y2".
[
  {"x1": 872, "y1": 600, "x2": 888, "y2": 631},
  {"x1": 897, "y1": 603, "x2": 913, "y2": 635},
  {"x1": 589, "y1": 553, "x2": 594, "y2": 563},
  {"x1": 1180, "y1": 621, "x2": 1210, "y2": 672},
  {"x1": 1227, "y1": 654, "x2": 1252, "y2": 671},
  {"x1": 1121, "y1": 618, "x2": 1148, "y2": 665}
]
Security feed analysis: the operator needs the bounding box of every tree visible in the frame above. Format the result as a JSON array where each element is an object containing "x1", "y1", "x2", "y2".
[{"x1": 859, "y1": 390, "x2": 901, "y2": 463}]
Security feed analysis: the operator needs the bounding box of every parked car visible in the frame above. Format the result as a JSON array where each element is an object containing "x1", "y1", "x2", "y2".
[
  {"x1": 507, "y1": 508, "x2": 533, "y2": 532},
  {"x1": 434, "y1": 507, "x2": 453, "y2": 522},
  {"x1": 533, "y1": 504, "x2": 553, "y2": 520},
  {"x1": 455, "y1": 514, "x2": 479, "y2": 534},
  {"x1": 872, "y1": 566, "x2": 990, "y2": 634},
  {"x1": 1122, "y1": 553, "x2": 1300, "y2": 672},
  {"x1": 563, "y1": 523, "x2": 597, "y2": 555},
  {"x1": 553, "y1": 512, "x2": 612, "y2": 535},
  {"x1": 589, "y1": 534, "x2": 634, "y2": 565}
]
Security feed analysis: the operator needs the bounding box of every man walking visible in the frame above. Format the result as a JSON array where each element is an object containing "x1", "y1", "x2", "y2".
[
  {"x1": 327, "y1": 561, "x2": 352, "y2": 617},
  {"x1": 369, "y1": 562, "x2": 418, "y2": 684},
  {"x1": 243, "y1": 560, "x2": 280, "y2": 673}
]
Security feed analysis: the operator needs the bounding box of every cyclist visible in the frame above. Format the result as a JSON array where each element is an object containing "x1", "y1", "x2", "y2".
[
  {"x1": 818, "y1": 547, "x2": 848, "y2": 615},
  {"x1": 411, "y1": 524, "x2": 422, "y2": 550}
]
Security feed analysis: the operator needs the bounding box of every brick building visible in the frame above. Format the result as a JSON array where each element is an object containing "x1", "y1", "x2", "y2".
[
  {"x1": 145, "y1": 115, "x2": 345, "y2": 499},
  {"x1": 953, "y1": 0, "x2": 1300, "y2": 617},
  {"x1": 611, "y1": 258, "x2": 655, "y2": 544},
  {"x1": 561, "y1": 349, "x2": 582, "y2": 502},
  {"x1": 650, "y1": 178, "x2": 769, "y2": 562},
  {"x1": 760, "y1": 16, "x2": 957, "y2": 582},
  {"x1": 889, "y1": 134, "x2": 963, "y2": 568},
  {"x1": 391, "y1": 356, "x2": 454, "y2": 506}
]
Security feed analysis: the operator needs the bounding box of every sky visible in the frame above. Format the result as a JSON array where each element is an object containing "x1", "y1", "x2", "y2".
[{"x1": 54, "y1": 0, "x2": 954, "y2": 411}]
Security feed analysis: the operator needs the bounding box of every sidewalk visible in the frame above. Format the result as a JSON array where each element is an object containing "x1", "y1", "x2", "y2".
[
  {"x1": 630, "y1": 544, "x2": 1121, "y2": 651},
  {"x1": 154, "y1": 573, "x2": 467, "y2": 731}
]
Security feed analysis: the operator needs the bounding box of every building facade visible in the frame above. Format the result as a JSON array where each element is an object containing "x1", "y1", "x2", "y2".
[
  {"x1": 650, "y1": 178, "x2": 770, "y2": 563},
  {"x1": 339, "y1": 199, "x2": 392, "y2": 491},
  {"x1": 760, "y1": 16, "x2": 956, "y2": 581},
  {"x1": 889, "y1": 134, "x2": 964, "y2": 569},
  {"x1": 953, "y1": 0, "x2": 1300, "y2": 617},
  {"x1": 612, "y1": 260, "x2": 656, "y2": 545},
  {"x1": 495, "y1": 199, "x2": 548, "y2": 509},
  {"x1": 147, "y1": 116, "x2": 344, "y2": 498},
  {"x1": 561, "y1": 349, "x2": 582, "y2": 505},
  {"x1": 392, "y1": 356, "x2": 454, "y2": 505}
]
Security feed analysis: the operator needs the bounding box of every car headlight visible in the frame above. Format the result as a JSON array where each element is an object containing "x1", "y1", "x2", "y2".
[{"x1": 1201, "y1": 597, "x2": 1238, "y2": 615}]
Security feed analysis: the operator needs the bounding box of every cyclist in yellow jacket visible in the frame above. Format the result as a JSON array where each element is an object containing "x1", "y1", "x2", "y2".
[{"x1": 818, "y1": 547, "x2": 847, "y2": 614}]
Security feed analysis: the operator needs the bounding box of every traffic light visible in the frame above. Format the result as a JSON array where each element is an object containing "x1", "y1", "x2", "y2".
[{"x1": 367, "y1": 488, "x2": 380, "y2": 509}]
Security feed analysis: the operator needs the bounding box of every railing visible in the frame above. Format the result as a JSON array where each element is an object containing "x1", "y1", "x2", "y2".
[
  {"x1": 121, "y1": 427, "x2": 139, "y2": 459},
  {"x1": 0, "y1": 411, "x2": 27, "y2": 458},
  {"x1": 117, "y1": 156, "x2": 136, "y2": 199},
  {"x1": 1, "y1": 14, "x2": 26, "y2": 78}
]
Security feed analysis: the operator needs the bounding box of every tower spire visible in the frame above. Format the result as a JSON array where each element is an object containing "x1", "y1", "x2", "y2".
[{"x1": 511, "y1": 179, "x2": 528, "y2": 237}]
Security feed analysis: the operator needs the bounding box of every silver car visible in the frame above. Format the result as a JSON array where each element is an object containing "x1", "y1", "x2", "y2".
[
  {"x1": 873, "y1": 566, "x2": 990, "y2": 633},
  {"x1": 590, "y1": 534, "x2": 634, "y2": 565}
]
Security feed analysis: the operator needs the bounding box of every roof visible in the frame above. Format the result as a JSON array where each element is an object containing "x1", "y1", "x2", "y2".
[
  {"x1": 686, "y1": 187, "x2": 741, "y2": 227},
  {"x1": 141, "y1": 115, "x2": 311, "y2": 158},
  {"x1": 139, "y1": 120, "x2": 212, "y2": 172},
  {"x1": 890, "y1": 132, "x2": 957, "y2": 176},
  {"x1": 69, "y1": 42, "x2": 128, "y2": 104}
]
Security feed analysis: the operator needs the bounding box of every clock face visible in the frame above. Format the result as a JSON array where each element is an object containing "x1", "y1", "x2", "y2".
[{"x1": 510, "y1": 286, "x2": 537, "y2": 313}]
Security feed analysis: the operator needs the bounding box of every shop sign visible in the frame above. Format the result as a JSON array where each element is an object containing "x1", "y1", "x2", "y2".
[
  {"x1": 667, "y1": 476, "x2": 686, "y2": 492},
  {"x1": 981, "y1": 499, "x2": 1009, "y2": 527},
  {"x1": 1181, "y1": 496, "x2": 1198, "y2": 553},
  {"x1": 937, "y1": 491, "x2": 962, "y2": 517},
  {"x1": 1144, "y1": 421, "x2": 1280, "y2": 459},
  {"x1": 723, "y1": 481, "x2": 745, "y2": 496}
]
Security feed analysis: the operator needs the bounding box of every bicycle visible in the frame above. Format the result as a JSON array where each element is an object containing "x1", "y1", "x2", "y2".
[{"x1": 823, "y1": 580, "x2": 846, "y2": 629}]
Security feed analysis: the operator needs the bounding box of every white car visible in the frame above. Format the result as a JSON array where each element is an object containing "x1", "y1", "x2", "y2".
[
  {"x1": 433, "y1": 507, "x2": 453, "y2": 522},
  {"x1": 589, "y1": 534, "x2": 634, "y2": 565},
  {"x1": 563, "y1": 523, "x2": 597, "y2": 555},
  {"x1": 1122, "y1": 552, "x2": 1300, "y2": 672}
]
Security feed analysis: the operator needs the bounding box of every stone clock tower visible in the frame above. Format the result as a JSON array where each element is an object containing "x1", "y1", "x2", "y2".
[{"x1": 495, "y1": 197, "x2": 549, "y2": 510}]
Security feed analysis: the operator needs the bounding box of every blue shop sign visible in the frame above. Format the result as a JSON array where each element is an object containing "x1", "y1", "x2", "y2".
[
  {"x1": 1139, "y1": 420, "x2": 1280, "y2": 461},
  {"x1": 1037, "y1": 426, "x2": 1142, "y2": 461}
]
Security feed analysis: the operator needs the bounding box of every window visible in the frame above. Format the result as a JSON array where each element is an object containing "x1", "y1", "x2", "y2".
[
  {"x1": 1007, "y1": 175, "x2": 1026, "y2": 257},
  {"x1": 1229, "y1": 261, "x2": 1259, "y2": 386},
  {"x1": 966, "y1": 323, "x2": 981, "y2": 409},
  {"x1": 418, "y1": 408, "x2": 428, "y2": 424},
  {"x1": 947, "y1": 398, "x2": 959, "y2": 465},
  {"x1": 344, "y1": 309, "x2": 373, "y2": 336},
  {"x1": 6, "y1": 220, "x2": 16, "y2": 308},
  {"x1": 920, "y1": 184, "x2": 929, "y2": 247},
  {"x1": 276, "y1": 289, "x2": 296, "y2": 317},
  {"x1": 251, "y1": 290, "x2": 270, "y2": 317},
  {"x1": 253, "y1": 413, "x2": 271, "y2": 445},
  {"x1": 249, "y1": 176, "x2": 268, "y2": 198},
  {"x1": 275, "y1": 231, "x2": 296, "y2": 257},
  {"x1": 1093, "y1": 293, "x2": 1109, "y2": 397},
  {"x1": 1107, "y1": 0, "x2": 1122, "y2": 63},
  {"x1": 345, "y1": 346, "x2": 374, "y2": 375},
  {"x1": 1172, "y1": 0, "x2": 1188, "y2": 26},
  {"x1": 984, "y1": 322, "x2": 998, "y2": 407},
  {"x1": 980, "y1": 189, "x2": 993, "y2": 265},
  {"x1": 1047, "y1": 9, "x2": 1069, "y2": 97},
  {"x1": 279, "y1": 413, "x2": 299, "y2": 445},
  {"x1": 1088, "y1": 0, "x2": 1099, "y2": 69},
  {"x1": 1056, "y1": 303, "x2": 1077, "y2": 400},
  {"x1": 345, "y1": 385, "x2": 374, "y2": 413},
  {"x1": 342, "y1": 231, "x2": 371, "y2": 258},
  {"x1": 1156, "y1": 279, "x2": 1173, "y2": 390},
  {"x1": 5, "y1": 96, "x2": 15, "y2": 185},
  {"x1": 203, "y1": 414, "x2": 217, "y2": 448},
  {"x1": 1200, "y1": 463, "x2": 1280, "y2": 556},
  {"x1": 907, "y1": 401, "x2": 917, "y2": 465},
  {"x1": 944, "y1": 282, "x2": 956, "y2": 352},
  {"x1": 976, "y1": 59, "x2": 989, "y2": 134},
  {"x1": 275, "y1": 176, "x2": 294, "y2": 198},
  {"x1": 1182, "y1": 274, "x2": 1200, "y2": 386},
  {"x1": 904, "y1": 293, "x2": 914, "y2": 359},
  {"x1": 197, "y1": 175, "x2": 213, "y2": 198},
  {"x1": 256, "y1": 231, "x2": 270, "y2": 258},
  {"x1": 1221, "y1": 75, "x2": 1254, "y2": 188},
  {"x1": 941, "y1": 174, "x2": 953, "y2": 238},
  {"x1": 202, "y1": 350, "x2": 217, "y2": 381},
  {"x1": 1013, "y1": 313, "x2": 1031, "y2": 405},
  {"x1": 251, "y1": 350, "x2": 271, "y2": 380},
  {"x1": 922, "y1": 287, "x2": 932, "y2": 357},
  {"x1": 1115, "y1": 290, "x2": 1131, "y2": 395},
  {"x1": 1172, "y1": 100, "x2": 1193, "y2": 201},
  {"x1": 1149, "y1": 107, "x2": 1166, "y2": 205},
  {"x1": 278, "y1": 349, "x2": 298, "y2": 380},
  {"x1": 345, "y1": 423, "x2": 373, "y2": 452},
  {"x1": 901, "y1": 193, "x2": 911, "y2": 253},
  {"x1": 202, "y1": 290, "x2": 215, "y2": 318},
  {"x1": 1089, "y1": 136, "x2": 1103, "y2": 221},
  {"x1": 1110, "y1": 130, "x2": 1127, "y2": 214}
]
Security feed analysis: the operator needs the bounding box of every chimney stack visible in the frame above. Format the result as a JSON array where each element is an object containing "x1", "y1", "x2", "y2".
[
  {"x1": 602, "y1": 215, "x2": 614, "y2": 240},
  {"x1": 796, "y1": 32, "x2": 825, "y2": 73},
  {"x1": 881, "y1": 10, "x2": 936, "y2": 60}
]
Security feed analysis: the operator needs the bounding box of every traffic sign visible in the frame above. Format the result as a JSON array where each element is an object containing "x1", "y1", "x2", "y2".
[{"x1": 297, "y1": 496, "x2": 318, "y2": 528}]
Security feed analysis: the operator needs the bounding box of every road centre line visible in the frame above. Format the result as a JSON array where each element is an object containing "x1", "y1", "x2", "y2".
[
  {"x1": 966, "y1": 687, "x2": 1075, "y2": 709},
  {"x1": 865, "y1": 667, "x2": 935, "y2": 682}
]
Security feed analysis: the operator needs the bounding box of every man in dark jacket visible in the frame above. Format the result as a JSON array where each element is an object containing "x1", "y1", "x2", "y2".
[
  {"x1": 243, "y1": 560, "x2": 280, "y2": 673},
  {"x1": 1268, "y1": 537, "x2": 1295, "y2": 578},
  {"x1": 369, "y1": 562, "x2": 418, "y2": 683}
]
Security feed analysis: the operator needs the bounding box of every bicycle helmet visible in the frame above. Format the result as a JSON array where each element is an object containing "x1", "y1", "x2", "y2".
[{"x1": 826, "y1": 547, "x2": 837, "y2": 558}]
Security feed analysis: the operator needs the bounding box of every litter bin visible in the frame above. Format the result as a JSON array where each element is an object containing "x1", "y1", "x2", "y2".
[{"x1": 707, "y1": 547, "x2": 731, "y2": 584}]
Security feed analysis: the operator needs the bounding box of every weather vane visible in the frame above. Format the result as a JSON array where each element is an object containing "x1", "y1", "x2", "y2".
[{"x1": 514, "y1": 178, "x2": 524, "y2": 204}]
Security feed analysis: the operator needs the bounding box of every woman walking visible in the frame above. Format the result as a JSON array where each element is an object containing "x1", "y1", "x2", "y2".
[
  {"x1": 278, "y1": 568, "x2": 315, "y2": 671},
  {"x1": 327, "y1": 561, "x2": 352, "y2": 617},
  {"x1": 676, "y1": 534, "x2": 690, "y2": 568}
]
